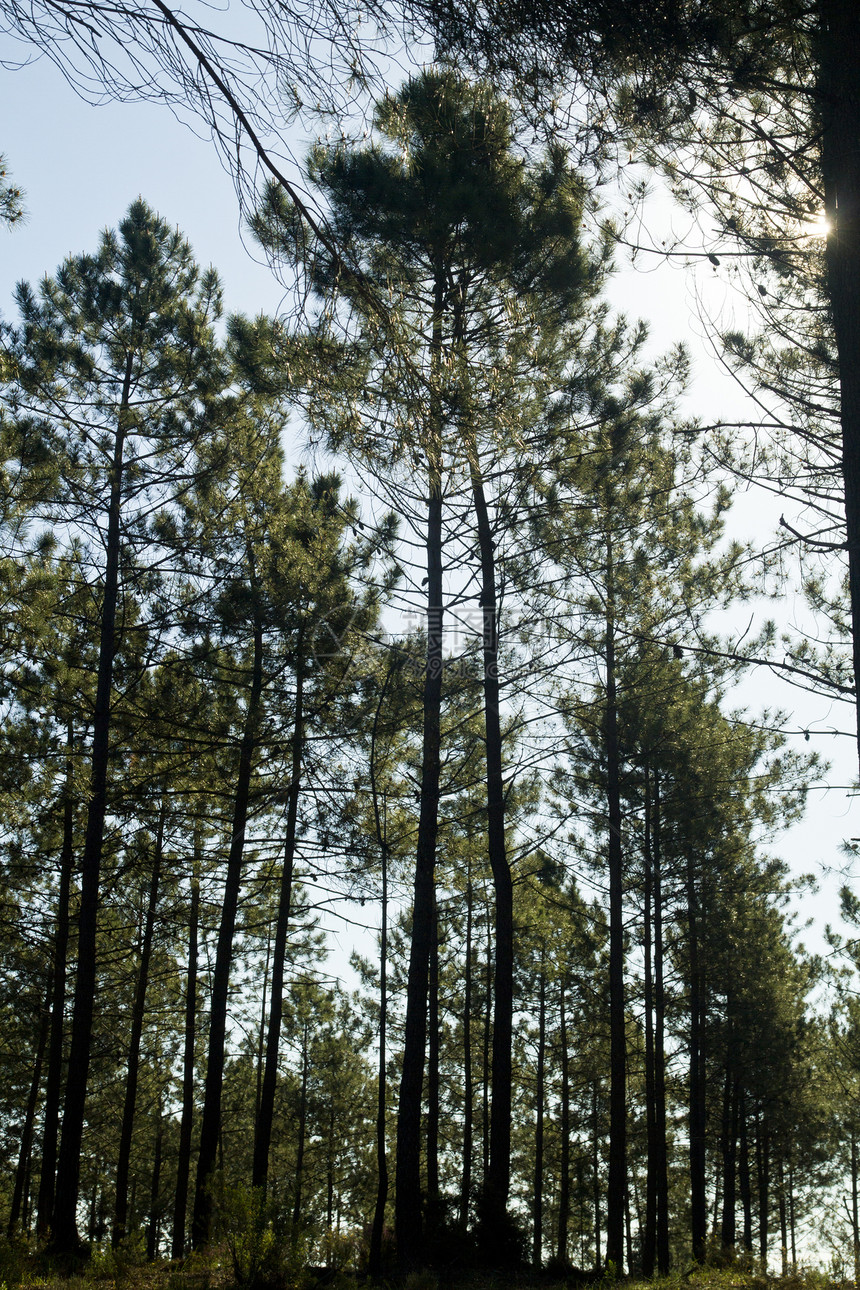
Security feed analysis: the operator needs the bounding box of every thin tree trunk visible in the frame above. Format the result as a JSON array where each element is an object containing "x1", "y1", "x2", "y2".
[
  {"x1": 604, "y1": 541, "x2": 626, "y2": 1274},
  {"x1": 426, "y1": 894, "x2": 441, "y2": 1232},
  {"x1": 253, "y1": 656, "x2": 304, "y2": 1191},
  {"x1": 369, "y1": 789, "x2": 389, "y2": 1276},
  {"x1": 778, "y1": 1159, "x2": 788, "y2": 1276},
  {"x1": 468, "y1": 449, "x2": 514, "y2": 1244},
  {"x1": 369, "y1": 662, "x2": 394, "y2": 1277},
  {"x1": 192, "y1": 604, "x2": 264, "y2": 1247},
  {"x1": 653, "y1": 773, "x2": 670, "y2": 1274},
  {"x1": 851, "y1": 1128, "x2": 859, "y2": 1285},
  {"x1": 292, "y1": 1021, "x2": 309, "y2": 1231},
  {"x1": 593, "y1": 1082, "x2": 602, "y2": 1271},
  {"x1": 460, "y1": 865, "x2": 473, "y2": 1231},
  {"x1": 721, "y1": 1068, "x2": 738, "y2": 1251},
  {"x1": 687, "y1": 848, "x2": 707, "y2": 1263},
  {"x1": 8, "y1": 980, "x2": 51, "y2": 1236},
  {"x1": 52, "y1": 354, "x2": 132, "y2": 1253},
  {"x1": 37, "y1": 720, "x2": 75, "y2": 1236},
  {"x1": 483, "y1": 909, "x2": 492, "y2": 1186},
  {"x1": 789, "y1": 1160, "x2": 796, "y2": 1270},
  {"x1": 533, "y1": 955, "x2": 546, "y2": 1267},
  {"x1": 147, "y1": 1105, "x2": 163, "y2": 1261},
  {"x1": 395, "y1": 269, "x2": 445, "y2": 1270},
  {"x1": 171, "y1": 853, "x2": 199, "y2": 1259},
  {"x1": 114, "y1": 801, "x2": 165, "y2": 1245},
  {"x1": 738, "y1": 1087, "x2": 752, "y2": 1252},
  {"x1": 255, "y1": 931, "x2": 272, "y2": 1126},
  {"x1": 819, "y1": 0, "x2": 860, "y2": 772},
  {"x1": 557, "y1": 978, "x2": 571, "y2": 1266},
  {"x1": 757, "y1": 1112, "x2": 769, "y2": 1269},
  {"x1": 642, "y1": 764, "x2": 656, "y2": 1277}
]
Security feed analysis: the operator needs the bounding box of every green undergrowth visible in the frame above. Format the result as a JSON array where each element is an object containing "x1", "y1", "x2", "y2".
[{"x1": 0, "y1": 1240, "x2": 851, "y2": 1290}]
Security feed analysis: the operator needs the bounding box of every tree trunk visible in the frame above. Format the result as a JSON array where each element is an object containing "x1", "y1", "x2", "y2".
[
  {"x1": 686, "y1": 848, "x2": 707, "y2": 1263},
  {"x1": 292, "y1": 1021, "x2": 309, "y2": 1231},
  {"x1": 253, "y1": 656, "x2": 304, "y2": 1191},
  {"x1": 533, "y1": 955, "x2": 546, "y2": 1267},
  {"x1": 395, "y1": 270, "x2": 445, "y2": 1270},
  {"x1": 653, "y1": 773, "x2": 670, "y2": 1274},
  {"x1": 191, "y1": 605, "x2": 264, "y2": 1247},
  {"x1": 37, "y1": 720, "x2": 75, "y2": 1236},
  {"x1": 789, "y1": 1160, "x2": 796, "y2": 1271},
  {"x1": 171, "y1": 853, "x2": 199, "y2": 1259},
  {"x1": 851, "y1": 1128, "x2": 859, "y2": 1285},
  {"x1": 460, "y1": 866, "x2": 473, "y2": 1231},
  {"x1": 426, "y1": 894, "x2": 441, "y2": 1232},
  {"x1": 757, "y1": 1112, "x2": 769, "y2": 1269},
  {"x1": 369, "y1": 791, "x2": 389, "y2": 1277},
  {"x1": 738, "y1": 1087, "x2": 752, "y2": 1252},
  {"x1": 721, "y1": 1068, "x2": 738, "y2": 1251},
  {"x1": 778, "y1": 1158, "x2": 788, "y2": 1276},
  {"x1": 818, "y1": 0, "x2": 860, "y2": 772},
  {"x1": 255, "y1": 932, "x2": 272, "y2": 1126},
  {"x1": 593, "y1": 1082, "x2": 602, "y2": 1270},
  {"x1": 52, "y1": 355, "x2": 132, "y2": 1253},
  {"x1": 8, "y1": 980, "x2": 51, "y2": 1236},
  {"x1": 147, "y1": 1106, "x2": 163, "y2": 1260},
  {"x1": 483, "y1": 909, "x2": 492, "y2": 1186},
  {"x1": 556, "y1": 977, "x2": 571, "y2": 1266},
  {"x1": 114, "y1": 801, "x2": 165, "y2": 1245},
  {"x1": 642, "y1": 764, "x2": 656, "y2": 1278},
  {"x1": 468, "y1": 450, "x2": 514, "y2": 1247},
  {"x1": 604, "y1": 542, "x2": 626, "y2": 1274}
]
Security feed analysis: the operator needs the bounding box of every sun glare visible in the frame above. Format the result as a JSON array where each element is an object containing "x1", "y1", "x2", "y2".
[{"x1": 802, "y1": 210, "x2": 831, "y2": 239}]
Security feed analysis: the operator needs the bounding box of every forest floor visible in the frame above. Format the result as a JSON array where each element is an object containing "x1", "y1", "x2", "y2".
[{"x1": 0, "y1": 1249, "x2": 849, "y2": 1290}]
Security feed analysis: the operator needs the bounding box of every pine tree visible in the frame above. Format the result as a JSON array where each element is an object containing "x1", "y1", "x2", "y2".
[{"x1": 3, "y1": 199, "x2": 227, "y2": 1252}]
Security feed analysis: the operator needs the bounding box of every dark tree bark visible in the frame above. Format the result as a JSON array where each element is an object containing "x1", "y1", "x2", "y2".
[
  {"x1": 604, "y1": 542, "x2": 626, "y2": 1273},
  {"x1": 52, "y1": 355, "x2": 133, "y2": 1253},
  {"x1": 653, "y1": 773, "x2": 670, "y2": 1274},
  {"x1": 556, "y1": 976, "x2": 571, "y2": 1266},
  {"x1": 468, "y1": 451, "x2": 514, "y2": 1244},
  {"x1": 369, "y1": 818, "x2": 389, "y2": 1276},
  {"x1": 252, "y1": 655, "x2": 304, "y2": 1191},
  {"x1": 721, "y1": 1067, "x2": 739, "y2": 1250},
  {"x1": 37, "y1": 720, "x2": 75, "y2": 1236},
  {"x1": 482, "y1": 911, "x2": 492, "y2": 1186},
  {"x1": 146, "y1": 1106, "x2": 164, "y2": 1260},
  {"x1": 113, "y1": 801, "x2": 165, "y2": 1246},
  {"x1": 642, "y1": 764, "x2": 656, "y2": 1277},
  {"x1": 292, "y1": 1020, "x2": 310, "y2": 1230},
  {"x1": 426, "y1": 894, "x2": 441, "y2": 1231},
  {"x1": 255, "y1": 932, "x2": 272, "y2": 1125},
  {"x1": 851, "y1": 1128, "x2": 859, "y2": 1283},
  {"x1": 8, "y1": 980, "x2": 51, "y2": 1236},
  {"x1": 395, "y1": 269, "x2": 445, "y2": 1270},
  {"x1": 459, "y1": 866, "x2": 473, "y2": 1231},
  {"x1": 369, "y1": 668, "x2": 392, "y2": 1277},
  {"x1": 533, "y1": 955, "x2": 546, "y2": 1267},
  {"x1": 789, "y1": 1160, "x2": 797, "y2": 1270},
  {"x1": 191, "y1": 605, "x2": 264, "y2": 1248},
  {"x1": 171, "y1": 854, "x2": 199, "y2": 1259},
  {"x1": 757, "y1": 1112, "x2": 770, "y2": 1267},
  {"x1": 819, "y1": 0, "x2": 860, "y2": 772},
  {"x1": 592, "y1": 1083, "x2": 602, "y2": 1270},
  {"x1": 686, "y1": 848, "x2": 707, "y2": 1262},
  {"x1": 738, "y1": 1087, "x2": 753, "y2": 1252},
  {"x1": 778, "y1": 1159, "x2": 788, "y2": 1275}
]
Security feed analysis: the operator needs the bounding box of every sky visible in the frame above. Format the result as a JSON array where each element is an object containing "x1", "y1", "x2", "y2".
[{"x1": 2, "y1": 42, "x2": 859, "y2": 973}]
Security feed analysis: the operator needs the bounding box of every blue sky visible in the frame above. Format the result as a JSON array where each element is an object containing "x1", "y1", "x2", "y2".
[
  {"x1": 1, "y1": 52, "x2": 290, "y2": 317},
  {"x1": 3, "y1": 42, "x2": 859, "y2": 973}
]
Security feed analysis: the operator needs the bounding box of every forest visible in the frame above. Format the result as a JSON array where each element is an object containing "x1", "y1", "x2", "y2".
[{"x1": 2, "y1": 0, "x2": 860, "y2": 1285}]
